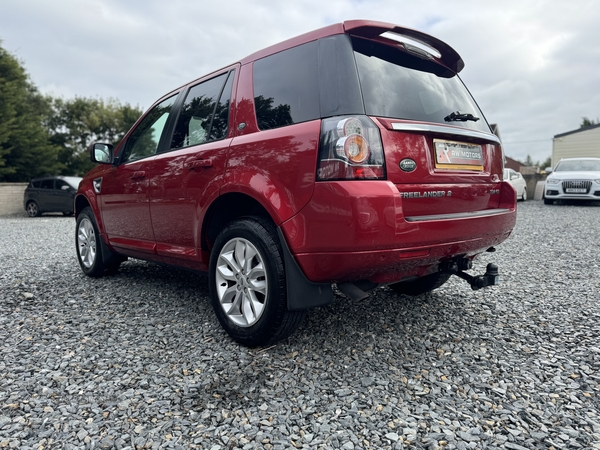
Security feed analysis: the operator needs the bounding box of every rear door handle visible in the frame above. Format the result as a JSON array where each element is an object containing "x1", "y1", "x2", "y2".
[
  {"x1": 130, "y1": 171, "x2": 146, "y2": 180},
  {"x1": 187, "y1": 158, "x2": 213, "y2": 169}
]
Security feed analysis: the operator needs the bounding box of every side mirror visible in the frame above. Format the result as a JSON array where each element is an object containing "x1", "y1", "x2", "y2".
[
  {"x1": 544, "y1": 167, "x2": 553, "y2": 174},
  {"x1": 61, "y1": 185, "x2": 70, "y2": 191},
  {"x1": 89, "y1": 143, "x2": 114, "y2": 164}
]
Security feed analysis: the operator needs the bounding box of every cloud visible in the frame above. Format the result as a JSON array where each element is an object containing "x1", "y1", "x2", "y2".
[{"x1": 2, "y1": 0, "x2": 599, "y2": 163}]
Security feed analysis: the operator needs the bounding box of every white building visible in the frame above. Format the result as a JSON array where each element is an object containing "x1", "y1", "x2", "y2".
[{"x1": 552, "y1": 124, "x2": 600, "y2": 168}]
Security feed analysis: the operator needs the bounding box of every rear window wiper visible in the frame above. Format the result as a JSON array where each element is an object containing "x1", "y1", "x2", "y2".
[{"x1": 444, "y1": 111, "x2": 480, "y2": 122}]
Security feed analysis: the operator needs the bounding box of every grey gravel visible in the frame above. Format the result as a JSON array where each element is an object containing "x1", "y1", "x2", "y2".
[{"x1": 1, "y1": 201, "x2": 599, "y2": 449}]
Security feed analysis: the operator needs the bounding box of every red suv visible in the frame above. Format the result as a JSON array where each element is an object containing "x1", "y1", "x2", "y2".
[{"x1": 75, "y1": 20, "x2": 516, "y2": 346}]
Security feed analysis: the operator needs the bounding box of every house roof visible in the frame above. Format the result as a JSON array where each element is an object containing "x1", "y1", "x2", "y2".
[
  {"x1": 505, "y1": 156, "x2": 525, "y2": 168},
  {"x1": 554, "y1": 122, "x2": 600, "y2": 139}
]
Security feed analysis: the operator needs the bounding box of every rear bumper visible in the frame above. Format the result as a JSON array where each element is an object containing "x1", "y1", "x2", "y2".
[{"x1": 281, "y1": 180, "x2": 516, "y2": 283}]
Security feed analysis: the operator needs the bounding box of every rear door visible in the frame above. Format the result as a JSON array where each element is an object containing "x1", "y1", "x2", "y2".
[
  {"x1": 38, "y1": 179, "x2": 56, "y2": 211},
  {"x1": 376, "y1": 120, "x2": 503, "y2": 218},
  {"x1": 54, "y1": 179, "x2": 75, "y2": 212},
  {"x1": 147, "y1": 69, "x2": 237, "y2": 270},
  {"x1": 351, "y1": 36, "x2": 504, "y2": 219}
]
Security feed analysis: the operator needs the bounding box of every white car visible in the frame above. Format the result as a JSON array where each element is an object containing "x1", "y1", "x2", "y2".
[
  {"x1": 504, "y1": 168, "x2": 527, "y2": 201},
  {"x1": 544, "y1": 157, "x2": 600, "y2": 204}
]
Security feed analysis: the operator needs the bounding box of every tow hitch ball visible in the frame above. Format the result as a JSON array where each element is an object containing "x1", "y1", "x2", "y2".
[{"x1": 441, "y1": 259, "x2": 499, "y2": 290}]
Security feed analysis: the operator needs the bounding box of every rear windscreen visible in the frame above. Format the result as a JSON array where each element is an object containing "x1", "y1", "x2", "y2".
[{"x1": 352, "y1": 37, "x2": 490, "y2": 133}]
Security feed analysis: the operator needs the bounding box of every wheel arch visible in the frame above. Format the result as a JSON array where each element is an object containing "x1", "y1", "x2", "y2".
[
  {"x1": 202, "y1": 192, "x2": 333, "y2": 312},
  {"x1": 74, "y1": 194, "x2": 91, "y2": 218},
  {"x1": 202, "y1": 192, "x2": 272, "y2": 253},
  {"x1": 74, "y1": 192, "x2": 107, "y2": 239}
]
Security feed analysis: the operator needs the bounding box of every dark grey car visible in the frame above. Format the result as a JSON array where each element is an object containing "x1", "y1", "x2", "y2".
[{"x1": 23, "y1": 176, "x2": 82, "y2": 217}]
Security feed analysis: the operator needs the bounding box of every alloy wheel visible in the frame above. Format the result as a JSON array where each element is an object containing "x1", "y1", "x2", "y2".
[
  {"x1": 77, "y1": 217, "x2": 97, "y2": 269},
  {"x1": 26, "y1": 202, "x2": 38, "y2": 217},
  {"x1": 215, "y1": 237, "x2": 268, "y2": 327}
]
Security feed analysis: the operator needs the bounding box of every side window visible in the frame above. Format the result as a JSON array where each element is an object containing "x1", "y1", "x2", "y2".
[
  {"x1": 253, "y1": 41, "x2": 319, "y2": 130},
  {"x1": 121, "y1": 95, "x2": 177, "y2": 163},
  {"x1": 40, "y1": 179, "x2": 54, "y2": 189},
  {"x1": 32, "y1": 181, "x2": 41, "y2": 188},
  {"x1": 55, "y1": 179, "x2": 70, "y2": 191},
  {"x1": 170, "y1": 71, "x2": 234, "y2": 150}
]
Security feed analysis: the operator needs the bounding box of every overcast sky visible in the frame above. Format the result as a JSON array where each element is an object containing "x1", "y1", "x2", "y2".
[{"x1": 1, "y1": 0, "x2": 599, "y2": 164}]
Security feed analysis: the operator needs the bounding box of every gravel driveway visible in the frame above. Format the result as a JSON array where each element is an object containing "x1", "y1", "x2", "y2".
[{"x1": 1, "y1": 201, "x2": 599, "y2": 450}]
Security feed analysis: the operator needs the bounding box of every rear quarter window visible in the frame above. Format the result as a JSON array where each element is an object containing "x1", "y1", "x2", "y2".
[{"x1": 253, "y1": 41, "x2": 320, "y2": 130}]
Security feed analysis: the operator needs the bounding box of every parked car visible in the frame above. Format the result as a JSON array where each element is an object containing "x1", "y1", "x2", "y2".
[
  {"x1": 23, "y1": 176, "x2": 82, "y2": 217},
  {"x1": 75, "y1": 20, "x2": 516, "y2": 346},
  {"x1": 503, "y1": 168, "x2": 527, "y2": 201},
  {"x1": 544, "y1": 157, "x2": 600, "y2": 204}
]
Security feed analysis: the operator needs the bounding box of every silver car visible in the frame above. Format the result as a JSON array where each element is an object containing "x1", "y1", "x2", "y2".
[{"x1": 544, "y1": 157, "x2": 600, "y2": 204}]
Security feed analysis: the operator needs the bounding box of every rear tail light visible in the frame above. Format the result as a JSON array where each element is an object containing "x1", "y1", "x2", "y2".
[{"x1": 317, "y1": 115, "x2": 385, "y2": 180}]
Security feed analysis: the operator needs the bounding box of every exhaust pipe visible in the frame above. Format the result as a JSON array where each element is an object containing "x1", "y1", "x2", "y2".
[{"x1": 337, "y1": 280, "x2": 379, "y2": 301}]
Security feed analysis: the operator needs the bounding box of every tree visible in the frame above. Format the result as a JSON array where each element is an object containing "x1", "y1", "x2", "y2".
[
  {"x1": 539, "y1": 156, "x2": 552, "y2": 170},
  {"x1": 515, "y1": 154, "x2": 551, "y2": 170},
  {"x1": 45, "y1": 97, "x2": 143, "y2": 176},
  {"x1": 580, "y1": 117, "x2": 598, "y2": 128},
  {"x1": 0, "y1": 43, "x2": 62, "y2": 181}
]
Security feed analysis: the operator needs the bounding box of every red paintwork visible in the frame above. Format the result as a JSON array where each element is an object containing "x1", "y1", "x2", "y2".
[
  {"x1": 223, "y1": 120, "x2": 320, "y2": 226},
  {"x1": 232, "y1": 63, "x2": 260, "y2": 136},
  {"x1": 281, "y1": 180, "x2": 516, "y2": 283},
  {"x1": 373, "y1": 118, "x2": 505, "y2": 217},
  {"x1": 75, "y1": 20, "x2": 516, "y2": 290}
]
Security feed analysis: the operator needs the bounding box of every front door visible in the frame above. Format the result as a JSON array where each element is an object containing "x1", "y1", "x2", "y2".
[{"x1": 99, "y1": 95, "x2": 178, "y2": 259}]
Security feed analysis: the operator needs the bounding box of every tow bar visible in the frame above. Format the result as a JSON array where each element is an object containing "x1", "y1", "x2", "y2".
[{"x1": 440, "y1": 258, "x2": 499, "y2": 290}]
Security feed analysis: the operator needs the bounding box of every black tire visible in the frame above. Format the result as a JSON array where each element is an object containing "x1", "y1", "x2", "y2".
[
  {"x1": 543, "y1": 198, "x2": 553, "y2": 205},
  {"x1": 209, "y1": 218, "x2": 305, "y2": 347},
  {"x1": 75, "y1": 207, "x2": 122, "y2": 277},
  {"x1": 26, "y1": 201, "x2": 41, "y2": 217},
  {"x1": 389, "y1": 272, "x2": 451, "y2": 296}
]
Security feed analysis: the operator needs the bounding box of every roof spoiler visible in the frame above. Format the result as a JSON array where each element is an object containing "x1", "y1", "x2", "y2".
[{"x1": 343, "y1": 20, "x2": 465, "y2": 73}]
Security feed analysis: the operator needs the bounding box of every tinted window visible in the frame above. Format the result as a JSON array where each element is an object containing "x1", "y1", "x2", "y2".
[
  {"x1": 353, "y1": 37, "x2": 490, "y2": 133},
  {"x1": 318, "y1": 35, "x2": 364, "y2": 117},
  {"x1": 170, "y1": 71, "x2": 234, "y2": 149},
  {"x1": 32, "y1": 181, "x2": 41, "y2": 188},
  {"x1": 40, "y1": 179, "x2": 54, "y2": 189},
  {"x1": 55, "y1": 179, "x2": 71, "y2": 190},
  {"x1": 253, "y1": 41, "x2": 319, "y2": 130},
  {"x1": 122, "y1": 96, "x2": 177, "y2": 163}
]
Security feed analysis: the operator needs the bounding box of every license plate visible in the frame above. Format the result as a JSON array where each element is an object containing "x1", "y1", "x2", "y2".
[
  {"x1": 434, "y1": 139, "x2": 483, "y2": 171},
  {"x1": 566, "y1": 188, "x2": 587, "y2": 193}
]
